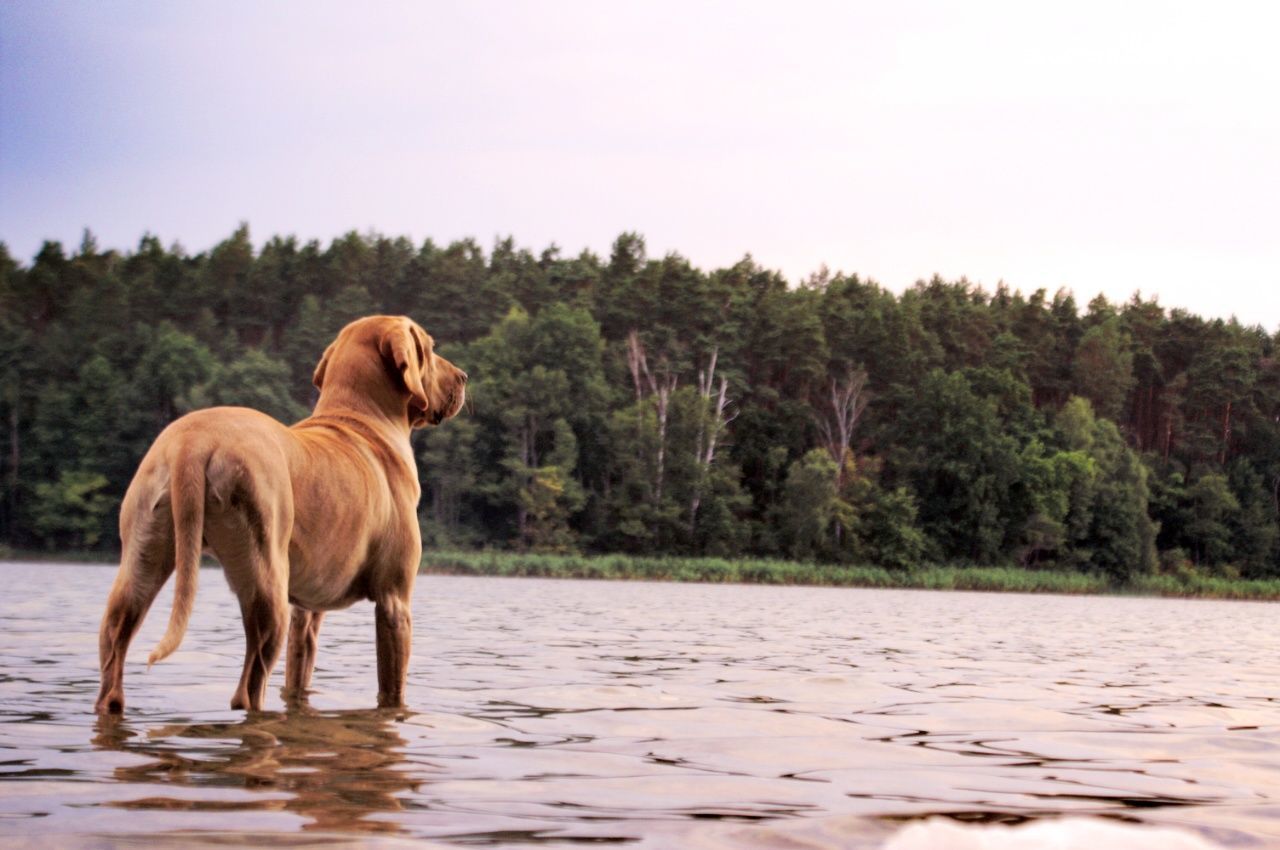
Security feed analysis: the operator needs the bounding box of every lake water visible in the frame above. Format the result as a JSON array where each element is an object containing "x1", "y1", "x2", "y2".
[{"x1": 1, "y1": 562, "x2": 1278, "y2": 849}]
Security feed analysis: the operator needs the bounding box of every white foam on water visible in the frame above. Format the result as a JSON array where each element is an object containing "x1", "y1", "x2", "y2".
[{"x1": 883, "y1": 817, "x2": 1220, "y2": 850}]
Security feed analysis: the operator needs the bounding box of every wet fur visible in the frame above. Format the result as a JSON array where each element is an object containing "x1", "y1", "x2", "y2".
[{"x1": 96, "y1": 316, "x2": 466, "y2": 713}]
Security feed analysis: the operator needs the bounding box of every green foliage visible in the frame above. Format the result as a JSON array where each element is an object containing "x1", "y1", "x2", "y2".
[
  {"x1": 520, "y1": 463, "x2": 582, "y2": 554},
  {"x1": 776, "y1": 449, "x2": 840, "y2": 560},
  {"x1": 1053, "y1": 398, "x2": 1158, "y2": 580},
  {"x1": 855, "y1": 484, "x2": 928, "y2": 571},
  {"x1": 182, "y1": 348, "x2": 308, "y2": 423},
  {"x1": 891, "y1": 369, "x2": 1024, "y2": 563},
  {"x1": 463, "y1": 303, "x2": 606, "y2": 551},
  {"x1": 135, "y1": 322, "x2": 216, "y2": 424},
  {"x1": 1226, "y1": 462, "x2": 1280, "y2": 578},
  {"x1": 0, "y1": 226, "x2": 1276, "y2": 583},
  {"x1": 31, "y1": 470, "x2": 115, "y2": 548},
  {"x1": 1071, "y1": 317, "x2": 1135, "y2": 421},
  {"x1": 420, "y1": 551, "x2": 1120, "y2": 596},
  {"x1": 1182, "y1": 472, "x2": 1240, "y2": 567},
  {"x1": 418, "y1": 414, "x2": 479, "y2": 548}
]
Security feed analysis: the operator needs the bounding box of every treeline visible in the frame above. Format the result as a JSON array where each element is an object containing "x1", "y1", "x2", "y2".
[{"x1": 1, "y1": 227, "x2": 1277, "y2": 581}]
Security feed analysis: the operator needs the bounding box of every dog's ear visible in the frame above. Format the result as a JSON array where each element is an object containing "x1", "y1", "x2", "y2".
[
  {"x1": 380, "y1": 321, "x2": 432, "y2": 419},
  {"x1": 312, "y1": 341, "x2": 336, "y2": 390}
]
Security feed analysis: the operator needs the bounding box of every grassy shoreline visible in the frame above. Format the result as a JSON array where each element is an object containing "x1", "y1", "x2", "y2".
[
  {"x1": 10, "y1": 548, "x2": 1279, "y2": 601},
  {"x1": 421, "y1": 550, "x2": 1280, "y2": 601}
]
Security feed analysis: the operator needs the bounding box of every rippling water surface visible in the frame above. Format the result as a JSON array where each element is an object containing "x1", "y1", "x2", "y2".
[{"x1": 2, "y1": 561, "x2": 1279, "y2": 848}]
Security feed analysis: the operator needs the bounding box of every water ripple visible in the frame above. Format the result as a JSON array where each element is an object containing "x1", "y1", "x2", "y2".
[{"x1": 1, "y1": 564, "x2": 1278, "y2": 848}]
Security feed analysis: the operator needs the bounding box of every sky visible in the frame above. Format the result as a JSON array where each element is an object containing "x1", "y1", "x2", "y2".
[{"x1": 1, "y1": 1, "x2": 1277, "y2": 328}]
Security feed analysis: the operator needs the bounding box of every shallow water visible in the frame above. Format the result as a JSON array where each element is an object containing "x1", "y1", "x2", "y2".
[{"x1": 1, "y1": 562, "x2": 1278, "y2": 849}]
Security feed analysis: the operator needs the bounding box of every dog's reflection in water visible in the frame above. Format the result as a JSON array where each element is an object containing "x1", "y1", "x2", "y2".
[{"x1": 92, "y1": 699, "x2": 418, "y2": 833}]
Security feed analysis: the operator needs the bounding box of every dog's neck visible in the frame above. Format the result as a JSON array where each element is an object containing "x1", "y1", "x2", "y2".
[
  {"x1": 308, "y1": 392, "x2": 416, "y2": 468},
  {"x1": 313, "y1": 383, "x2": 408, "y2": 430}
]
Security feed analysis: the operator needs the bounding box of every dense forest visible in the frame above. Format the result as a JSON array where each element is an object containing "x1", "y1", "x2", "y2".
[{"x1": 1, "y1": 227, "x2": 1277, "y2": 580}]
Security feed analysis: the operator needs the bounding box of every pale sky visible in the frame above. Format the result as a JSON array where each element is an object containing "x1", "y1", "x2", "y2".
[{"x1": 2, "y1": 1, "x2": 1277, "y2": 329}]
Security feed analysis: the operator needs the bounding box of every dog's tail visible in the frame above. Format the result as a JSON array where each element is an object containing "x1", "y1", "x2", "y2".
[{"x1": 148, "y1": 449, "x2": 206, "y2": 668}]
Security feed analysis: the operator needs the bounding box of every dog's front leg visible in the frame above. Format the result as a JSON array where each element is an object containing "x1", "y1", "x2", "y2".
[{"x1": 374, "y1": 594, "x2": 412, "y2": 707}]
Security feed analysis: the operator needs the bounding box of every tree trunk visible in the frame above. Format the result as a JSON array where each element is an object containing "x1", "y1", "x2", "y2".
[
  {"x1": 654, "y1": 382, "x2": 671, "y2": 505},
  {"x1": 1219, "y1": 400, "x2": 1232, "y2": 466},
  {"x1": 626, "y1": 331, "x2": 646, "y2": 403},
  {"x1": 813, "y1": 367, "x2": 869, "y2": 489},
  {"x1": 1271, "y1": 472, "x2": 1279, "y2": 523},
  {"x1": 689, "y1": 351, "x2": 735, "y2": 530},
  {"x1": 516, "y1": 423, "x2": 531, "y2": 545},
  {"x1": 5, "y1": 399, "x2": 17, "y2": 544},
  {"x1": 626, "y1": 331, "x2": 676, "y2": 509},
  {"x1": 812, "y1": 366, "x2": 869, "y2": 549}
]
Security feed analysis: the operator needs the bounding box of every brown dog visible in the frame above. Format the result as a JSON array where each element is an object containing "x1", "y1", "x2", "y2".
[{"x1": 95, "y1": 315, "x2": 466, "y2": 713}]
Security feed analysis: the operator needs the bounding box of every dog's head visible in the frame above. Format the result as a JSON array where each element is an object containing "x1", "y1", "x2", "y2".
[{"x1": 312, "y1": 316, "x2": 467, "y2": 429}]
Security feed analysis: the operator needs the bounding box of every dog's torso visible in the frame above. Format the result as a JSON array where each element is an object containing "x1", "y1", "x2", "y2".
[
  {"x1": 131, "y1": 405, "x2": 422, "y2": 614},
  {"x1": 285, "y1": 412, "x2": 422, "y2": 610}
]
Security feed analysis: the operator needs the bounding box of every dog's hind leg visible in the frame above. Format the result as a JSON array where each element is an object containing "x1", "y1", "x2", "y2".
[
  {"x1": 283, "y1": 606, "x2": 325, "y2": 702},
  {"x1": 96, "y1": 500, "x2": 175, "y2": 714},
  {"x1": 204, "y1": 456, "x2": 294, "y2": 712},
  {"x1": 225, "y1": 549, "x2": 289, "y2": 712}
]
